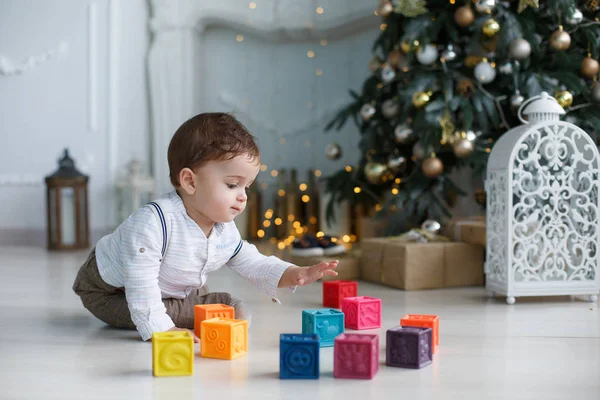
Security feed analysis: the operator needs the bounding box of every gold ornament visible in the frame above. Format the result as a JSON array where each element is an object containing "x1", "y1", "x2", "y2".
[
  {"x1": 395, "y1": 0, "x2": 429, "y2": 17},
  {"x1": 412, "y1": 91, "x2": 432, "y2": 108},
  {"x1": 554, "y1": 90, "x2": 573, "y2": 108},
  {"x1": 439, "y1": 109, "x2": 455, "y2": 145},
  {"x1": 400, "y1": 41, "x2": 412, "y2": 54},
  {"x1": 518, "y1": 0, "x2": 539, "y2": 13},
  {"x1": 364, "y1": 162, "x2": 388, "y2": 184},
  {"x1": 585, "y1": 0, "x2": 598, "y2": 11},
  {"x1": 378, "y1": 1, "x2": 394, "y2": 17},
  {"x1": 325, "y1": 143, "x2": 342, "y2": 160},
  {"x1": 457, "y1": 79, "x2": 475, "y2": 96},
  {"x1": 474, "y1": 189, "x2": 486, "y2": 206},
  {"x1": 387, "y1": 50, "x2": 403, "y2": 69},
  {"x1": 581, "y1": 57, "x2": 600, "y2": 79},
  {"x1": 482, "y1": 18, "x2": 500, "y2": 37},
  {"x1": 422, "y1": 156, "x2": 444, "y2": 178},
  {"x1": 465, "y1": 55, "x2": 484, "y2": 68},
  {"x1": 550, "y1": 26, "x2": 571, "y2": 51},
  {"x1": 454, "y1": 5, "x2": 475, "y2": 27},
  {"x1": 453, "y1": 138, "x2": 475, "y2": 158}
]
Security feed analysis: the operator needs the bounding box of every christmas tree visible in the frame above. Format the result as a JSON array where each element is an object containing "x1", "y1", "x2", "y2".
[{"x1": 323, "y1": 0, "x2": 600, "y2": 234}]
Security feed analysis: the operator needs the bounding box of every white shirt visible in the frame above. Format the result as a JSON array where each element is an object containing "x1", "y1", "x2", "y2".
[{"x1": 95, "y1": 191, "x2": 291, "y2": 341}]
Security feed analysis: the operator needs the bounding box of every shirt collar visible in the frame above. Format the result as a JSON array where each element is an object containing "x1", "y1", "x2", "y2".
[{"x1": 168, "y1": 190, "x2": 225, "y2": 236}]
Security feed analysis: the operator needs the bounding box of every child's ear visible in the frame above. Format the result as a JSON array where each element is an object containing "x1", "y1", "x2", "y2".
[{"x1": 179, "y1": 168, "x2": 196, "y2": 195}]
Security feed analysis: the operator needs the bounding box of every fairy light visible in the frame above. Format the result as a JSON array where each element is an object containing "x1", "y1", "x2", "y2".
[
  {"x1": 265, "y1": 209, "x2": 273, "y2": 219},
  {"x1": 295, "y1": 227, "x2": 304, "y2": 235},
  {"x1": 270, "y1": 237, "x2": 277, "y2": 244},
  {"x1": 249, "y1": 1, "x2": 257, "y2": 8},
  {"x1": 392, "y1": 188, "x2": 399, "y2": 195},
  {"x1": 350, "y1": 234, "x2": 357, "y2": 243},
  {"x1": 288, "y1": 235, "x2": 295, "y2": 242},
  {"x1": 395, "y1": 178, "x2": 401, "y2": 184},
  {"x1": 263, "y1": 220, "x2": 271, "y2": 228},
  {"x1": 260, "y1": 164, "x2": 268, "y2": 171},
  {"x1": 307, "y1": 50, "x2": 315, "y2": 58},
  {"x1": 316, "y1": 68, "x2": 323, "y2": 76},
  {"x1": 316, "y1": 231, "x2": 325, "y2": 238},
  {"x1": 331, "y1": 237, "x2": 338, "y2": 243},
  {"x1": 320, "y1": 39, "x2": 327, "y2": 46},
  {"x1": 288, "y1": 214, "x2": 295, "y2": 221},
  {"x1": 277, "y1": 242, "x2": 286, "y2": 250},
  {"x1": 316, "y1": 6, "x2": 324, "y2": 14},
  {"x1": 345, "y1": 165, "x2": 352, "y2": 172},
  {"x1": 377, "y1": 83, "x2": 383, "y2": 89},
  {"x1": 486, "y1": 148, "x2": 492, "y2": 153},
  {"x1": 380, "y1": 23, "x2": 387, "y2": 30},
  {"x1": 354, "y1": 187, "x2": 362, "y2": 193},
  {"x1": 274, "y1": 218, "x2": 283, "y2": 226},
  {"x1": 315, "y1": 170, "x2": 322, "y2": 177},
  {"x1": 257, "y1": 229, "x2": 265, "y2": 238},
  {"x1": 278, "y1": 189, "x2": 286, "y2": 196},
  {"x1": 309, "y1": 216, "x2": 318, "y2": 224},
  {"x1": 342, "y1": 235, "x2": 350, "y2": 243},
  {"x1": 271, "y1": 170, "x2": 278, "y2": 177},
  {"x1": 293, "y1": 221, "x2": 301, "y2": 229},
  {"x1": 261, "y1": 182, "x2": 269, "y2": 190},
  {"x1": 449, "y1": 0, "x2": 455, "y2": 3},
  {"x1": 236, "y1": 35, "x2": 244, "y2": 42},
  {"x1": 299, "y1": 183, "x2": 308, "y2": 191},
  {"x1": 375, "y1": 204, "x2": 383, "y2": 212},
  {"x1": 302, "y1": 195, "x2": 310, "y2": 202}
]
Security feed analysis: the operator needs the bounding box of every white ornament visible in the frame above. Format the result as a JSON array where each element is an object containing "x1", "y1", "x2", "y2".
[
  {"x1": 485, "y1": 92, "x2": 600, "y2": 304},
  {"x1": 474, "y1": 61, "x2": 496, "y2": 84},
  {"x1": 416, "y1": 45, "x2": 439, "y2": 65},
  {"x1": 381, "y1": 99, "x2": 399, "y2": 119}
]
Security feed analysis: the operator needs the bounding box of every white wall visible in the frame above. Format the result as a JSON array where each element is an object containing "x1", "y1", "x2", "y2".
[{"x1": 0, "y1": 0, "x2": 150, "y2": 245}]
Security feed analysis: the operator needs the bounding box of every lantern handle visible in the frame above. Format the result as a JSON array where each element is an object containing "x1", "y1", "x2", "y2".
[{"x1": 517, "y1": 91, "x2": 558, "y2": 124}]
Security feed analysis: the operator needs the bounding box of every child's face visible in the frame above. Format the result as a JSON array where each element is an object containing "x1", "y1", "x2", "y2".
[{"x1": 190, "y1": 154, "x2": 260, "y2": 224}]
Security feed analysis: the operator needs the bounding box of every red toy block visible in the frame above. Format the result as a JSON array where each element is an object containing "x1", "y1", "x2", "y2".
[
  {"x1": 400, "y1": 314, "x2": 439, "y2": 354},
  {"x1": 323, "y1": 280, "x2": 358, "y2": 308},
  {"x1": 341, "y1": 296, "x2": 382, "y2": 330},
  {"x1": 334, "y1": 333, "x2": 379, "y2": 379}
]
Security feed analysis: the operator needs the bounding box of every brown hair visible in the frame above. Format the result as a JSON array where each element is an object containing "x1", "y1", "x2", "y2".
[{"x1": 167, "y1": 112, "x2": 260, "y2": 187}]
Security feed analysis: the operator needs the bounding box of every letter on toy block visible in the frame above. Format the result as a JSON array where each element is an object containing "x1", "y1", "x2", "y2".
[
  {"x1": 323, "y1": 280, "x2": 358, "y2": 308},
  {"x1": 200, "y1": 318, "x2": 248, "y2": 360},
  {"x1": 341, "y1": 296, "x2": 382, "y2": 330},
  {"x1": 279, "y1": 334, "x2": 320, "y2": 379},
  {"x1": 152, "y1": 331, "x2": 194, "y2": 377},
  {"x1": 194, "y1": 304, "x2": 235, "y2": 337},
  {"x1": 334, "y1": 333, "x2": 379, "y2": 379},
  {"x1": 386, "y1": 326, "x2": 432, "y2": 369},
  {"x1": 400, "y1": 314, "x2": 439, "y2": 353},
  {"x1": 302, "y1": 308, "x2": 344, "y2": 347}
]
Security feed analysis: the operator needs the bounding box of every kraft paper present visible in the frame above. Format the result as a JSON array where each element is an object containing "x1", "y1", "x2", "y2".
[
  {"x1": 445, "y1": 216, "x2": 487, "y2": 247},
  {"x1": 288, "y1": 251, "x2": 360, "y2": 281}
]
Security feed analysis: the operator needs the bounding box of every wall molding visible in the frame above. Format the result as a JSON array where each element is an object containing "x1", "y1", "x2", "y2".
[
  {"x1": 88, "y1": 1, "x2": 99, "y2": 133},
  {"x1": 0, "y1": 42, "x2": 69, "y2": 76}
]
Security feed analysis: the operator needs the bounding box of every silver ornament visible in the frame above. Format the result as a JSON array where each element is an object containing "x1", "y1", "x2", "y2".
[
  {"x1": 394, "y1": 124, "x2": 413, "y2": 143},
  {"x1": 382, "y1": 99, "x2": 400, "y2": 119},
  {"x1": 413, "y1": 141, "x2": 434, "y2": 160},
  {"x1": 498, "y1": 62, "x2": 513, "y2": 75},
  {"x1": 416, "y1": 45, "x2": 439, "y2": 65},
  {"x1": 591, "y1": 83, "x2": 600, "y2": 104},
  {"x1": 474, "y1": 61, "x2": 496, "y2": 84},
  {"x1": 453, "y1": 138, "x2": 475, "y2": 158},
  {"x1": 360, "y1": 103, "x2": 376, "y2": 121},
  {"x1": 565, "y1": 8, "x2": 583, "y2": 25},
  {"x1": 380, "y1": 63, "x2": 396, "y2": 83},
  {"x1": 387, "y1": 154, "x2": 406, "y2": 172},
  {"x1": 465, "y1": 131, "x2": 478, "y2": 141},
  {"x1": 421, "y1": 219, "x2": 441, "y2": 235},
  {"x1": 325, "y1": 143, "x2": 342, "y2": 160},
  {"x1": 509, "y1": 38, "x2": 531, "y2": 60},
  {"x1": 474, "y1": 0, "x2": 496, "y2": 14},
  {"x1": 510, "y1": 92, "x2": 525, "y2": 113},
  {"x1": 441, "y1": 44, "x2": 457, "y2": 62}
]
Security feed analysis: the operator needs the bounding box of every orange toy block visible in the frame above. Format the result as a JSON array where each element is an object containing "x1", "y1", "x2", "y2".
[
  {"x1": 194, "y1": 304, "x2": 235, "y2": 337},
  {"x1": 400, "y1": 314, "x2": 440, "y2": 354},
  {"x1": 200, "y1": 318, "x2": 248, "y2": 360}
]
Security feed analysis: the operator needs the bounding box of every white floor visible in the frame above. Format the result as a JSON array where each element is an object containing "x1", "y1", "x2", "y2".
[{"x1": 1, "y1": 246, "x2": 599, "y2": 400}]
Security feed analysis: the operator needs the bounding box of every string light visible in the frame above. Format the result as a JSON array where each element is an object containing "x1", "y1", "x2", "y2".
[
  {"x1": 288, "y1": 214, "x2": 295, "y2": 221},
  {"x1": 345, "y1": 166, "x2": 352, "y2": 172},
  {"x1": 269, "y1": 237, "x2": 277, "y2": 244},
  {"x1": 350, "y1": 234, "x2": 357, "y2": 243},
  {"x1": 263, "y1": 220, "x2": 271, "y2": 228},
  {"x1": 316, "y1": 7, "x2": 324, "y2": 14},
  {"x1": 295, "y1": 227, "x2": 304, "y2": 235},
  {"x1": 375, "y1": 204, "x2": 383, "y2": 212},
  {"x1": 261, "y1": 182, "x2": 268, "y2": 190},
  {"x1": 236, "y1": 35, "x2": 244, "y2": 42},
  {"x1": 342, "y1": 235, "x2": 350, "y2": 243},
  {"x1": 316, "y1": 231, "x2": 325, "y2": 238},
  {"x1": 330, "y1": 237, "x2": 338, "y2": 243},
  {"x1": 265, "y1": 209, "x2": 273, "y2": 219},
  {"x1": 257, "y1": 229, "x2": 265, "y2": 238},
  {"x1": 274, "y1": 218, "x2": 283, "y2": 226},
  {"x1": 277, "y1": 242, "x2": 285, "y2": 250},
  {"x1": 278, "y1": 189, "x2": 286, "y2": 196},
  {"x1": 320, "y1": 39, "x2": 327, "y2": 46},
  {"x1": 260, "y1": 164, "x2": 268, "y2": 171},
  {"x1": 293, "y1": 221, "x2": 301, "y2": 229},
  {"x1": 392, "y1": 188, "x2": 399, "y2": 195},
  {"x1": 354, "y1": 187, "x2": 362, "y2": 193},
  {"x1": 302, "y1": 195, "x2": 310, "y2": 202},
  {"x1": 299, "y1": 183, "x2": 308, "y2": 191},
  {"x1": 395, "y1": 178, "x2": 401, "y2": 184},
  {"x1": 380, "y1": 24, "x2": 387, "y2": 31},
  {"x1": 309, "y1": 216, "x2": 318, "y2": 224},
  {"x1": 315, "y1": 68, "x2": 323, "y2": 76},
  {"x1": 315, "y1": 170, "x2": 322, "y2": 177},
  {"x1": 249, "y1": 1, "x2": 257, "y2": 9},
  {"x1": 307, "y1": 50, "x2": 315, "y2": 58},
  {"x1": 271, "y1": 170, "x2": 278, "y2": 177}
]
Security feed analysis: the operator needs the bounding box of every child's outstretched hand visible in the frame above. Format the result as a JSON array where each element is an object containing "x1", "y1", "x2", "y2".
[{"x1": 280, "y1": 261, "x2": 339, "y2": 287}]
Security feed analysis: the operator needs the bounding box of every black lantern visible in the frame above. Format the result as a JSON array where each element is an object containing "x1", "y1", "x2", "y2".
[{"x1": 45, "y1": 149, "x2": 89, "y2": 250}]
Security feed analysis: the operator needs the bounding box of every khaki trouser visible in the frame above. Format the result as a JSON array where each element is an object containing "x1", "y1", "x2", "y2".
[{"x1": 72, "y1": 248, "x2": 238, "y2": 330}]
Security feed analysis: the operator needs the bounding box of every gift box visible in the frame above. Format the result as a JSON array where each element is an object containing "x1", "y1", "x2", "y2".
[
  {"x1": 359, "y1": 238, "x2": 484, "y2": 290},
  {"x1": 445, "y1": 216, "x2": 486, "y2": 247},
  {"x1": 288, "y1": 251, "x2": 360, "y2": 281}
]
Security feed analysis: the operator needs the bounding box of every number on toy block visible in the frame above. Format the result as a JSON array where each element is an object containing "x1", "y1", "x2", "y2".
[
  {"x1": 152, "y1": 331, "x2": 194, "y2": 377},
  {"x1": 302, "y1": 309, "x2": 344, "y2": 347},
  {"x1": 279, "y1": 334, "x2": 320, "y2": 379},
  {"x1": 323, "y1": 280, "x2": 358, "y2": 308},
  {"x1": 341, "y1": 296, "x2": 381, "y2": 330},
  {"x1": 386, "y1": 326, "x2": 432, "y2": 369},
  {"x1": 400, "y1": 314, "x2": 439, "y2": 354},
  {"x1": 194, "y1": 304, "x2": 235, "y2": 337},
  {"x1": 334, "y1": 333, "x2": 379, "y2": 379},
  {"x1": 200, "y1": 318, "x2": 248, "y2": 360}
]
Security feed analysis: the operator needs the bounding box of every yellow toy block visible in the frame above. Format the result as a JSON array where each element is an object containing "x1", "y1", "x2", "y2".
[
  {"x1": 200, "y1": 318, "x2": 248, "y2": 360},
  {"x1": 194, "y1": 304, "x2": 235, "y2": 337},
  {"x1": 152, "y1": 331, "x2": 194, "y2": 377}
]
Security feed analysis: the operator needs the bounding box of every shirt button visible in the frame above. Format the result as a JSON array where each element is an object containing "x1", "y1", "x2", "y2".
[{"x1": 139, "y1": 248, "x2": 145, "y2": 253}]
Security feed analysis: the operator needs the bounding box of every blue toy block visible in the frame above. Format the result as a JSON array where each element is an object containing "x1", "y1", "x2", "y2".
[
  {"x1": 280, "y1": 334, "x2": 320, "y2": 379},
  {"x1": 302, "y1": 309, "x2": 345, "y2": 347}
]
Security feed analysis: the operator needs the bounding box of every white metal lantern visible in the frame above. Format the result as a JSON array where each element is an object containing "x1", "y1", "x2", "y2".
[
  {"x1": 485, "y1": 92, "x2": 600, "y2": 304},
  {"x1": 116, "y1": 159, "x2": 156, "y2": 224}
]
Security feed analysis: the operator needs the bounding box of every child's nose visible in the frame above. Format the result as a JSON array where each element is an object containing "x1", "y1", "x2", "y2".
[{"x1": 237, "y1": 191, "x2": 247, "y2": 202}]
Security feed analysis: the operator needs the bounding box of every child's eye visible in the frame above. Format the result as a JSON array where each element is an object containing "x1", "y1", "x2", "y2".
[{"x1": 227, "y1": 184, "x2": 238, "y2": 189}]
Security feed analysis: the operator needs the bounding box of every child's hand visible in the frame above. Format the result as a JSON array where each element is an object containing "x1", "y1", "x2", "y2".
[
  {"x1": 292, "y1": 261, "x2": 339, "y2": 286},
  {"x1": 168, "y1": 326, "x2": 200, "y2": 343}
]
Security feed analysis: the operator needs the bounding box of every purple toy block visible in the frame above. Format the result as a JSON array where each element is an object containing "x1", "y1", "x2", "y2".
[
  {"x1": 334, "y1": 333, "x2": 379, "y2": 379},
  {"x1": 341, "y1": 296, "x2": 382, "y2": 330},
  {"x1": 386, "y1": 326, "x2": 432, "y2": 369}
]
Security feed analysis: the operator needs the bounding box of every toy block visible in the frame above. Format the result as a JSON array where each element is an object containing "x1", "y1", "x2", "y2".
[
  {"x1": 341, "y1": 296, "x2": 382, "y2": 330},
  {"x1": 279, "y1": 334, "x2": 320, "y2": 379},
  {"x1": 386, "y1": 326, "x2": 432, "y2": 369},
  {"x1": 302, "y1": 308, "x2": 344, "y2": 347},
  {"x1": 194, "y1": 304, "x2": 235, "y2": 337},
  {"x1": 323, "y1": 280, "x2": 358, "y2": 308},
  {"x1": 334, "y1": 333, "x2": 379, "y2": 379},
  {"x1": 152, "y1": 331, "x2": 194, "y2": 377},
  {"x1": 401, "y1": 314, "x2": 439, "y2": 354},
  {"x1": 200, "y1": 318, "x2": 248, "y2": 360}
]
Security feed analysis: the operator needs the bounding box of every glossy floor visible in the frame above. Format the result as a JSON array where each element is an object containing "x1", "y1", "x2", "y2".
[{"x1": 1, "y1": 246, "x2": 598, "y2": 400}]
